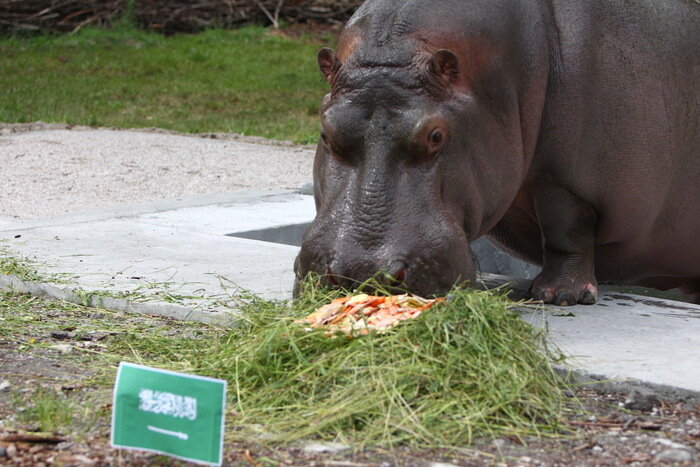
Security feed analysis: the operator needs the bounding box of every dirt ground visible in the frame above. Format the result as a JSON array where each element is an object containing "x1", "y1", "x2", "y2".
[{"x1": 0, "y1": 292, "x2": 698, "y2": 466}]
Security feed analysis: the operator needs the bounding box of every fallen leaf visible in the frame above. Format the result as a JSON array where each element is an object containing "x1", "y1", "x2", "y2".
[{"x1": 244, "y1": 449, "x2": 259, "y2": 467}]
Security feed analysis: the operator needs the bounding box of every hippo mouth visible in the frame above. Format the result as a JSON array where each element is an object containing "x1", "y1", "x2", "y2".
[{"x1": 293, "y1": 228, "x2": 539, "y2": 298}]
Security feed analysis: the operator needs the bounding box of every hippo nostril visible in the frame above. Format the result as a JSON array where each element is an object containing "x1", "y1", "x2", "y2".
[
  {"x1": 387, "y1": 261, "x2": 407, "y2": 284},
  {"x1": 392, "y1": 267, "x2": 406, "y2": 283},
  {"x1": 325, "y1": 266, "x2": 339, "y2": 287}
]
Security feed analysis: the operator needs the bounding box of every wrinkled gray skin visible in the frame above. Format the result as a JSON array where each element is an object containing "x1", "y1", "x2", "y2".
[{"x1": 294, "y1": 0, "x2": 700, "y2": 304}]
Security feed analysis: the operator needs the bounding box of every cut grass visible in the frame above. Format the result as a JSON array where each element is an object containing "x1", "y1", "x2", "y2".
[
  {"x1": 0, "y1": 255, "x2": 43, "y2": 282},
  {"x1": 0, "y1": 243, "x2": 72, "y2": 284},
  {"x1": 0, "y1": 24, "x2": 331, "y2": 144},
  {"x1": 0, "y1": 245, "x2": 44, "y2": 282}
]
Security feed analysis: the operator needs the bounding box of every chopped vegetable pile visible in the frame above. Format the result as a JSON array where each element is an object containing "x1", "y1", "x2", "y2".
[{"x1": 297, "y1": 293, "x2": 444, "y2": 334}]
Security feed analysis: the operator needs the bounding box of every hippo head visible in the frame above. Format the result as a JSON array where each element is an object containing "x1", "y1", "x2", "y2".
[{"x1": 295, "y1": 17, "x2": 539, "y2": 297}]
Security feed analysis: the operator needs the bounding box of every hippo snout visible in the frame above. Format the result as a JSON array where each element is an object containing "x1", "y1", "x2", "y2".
[{"x1": 294, "y1": 221, "x2": 476, "y2": 297}]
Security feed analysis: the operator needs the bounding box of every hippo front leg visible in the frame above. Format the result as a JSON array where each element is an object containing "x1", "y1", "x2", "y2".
[{"x1": 530, "y1": 184, "x2": 599, "y2": 305}]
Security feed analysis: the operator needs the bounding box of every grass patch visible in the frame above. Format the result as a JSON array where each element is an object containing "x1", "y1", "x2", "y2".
[
  {"x1": 0, "y1": 246, "x2": 43, "y2": 282},
  {"x1": 0, "y1": 244, "x2": 70, "y2": 284},
  {"x1": 0, "y1": 25, "x2": 331, "y2": 144},
  {"x1": 15, "y1": 389, "x2": 75, "y2": 433},
  {"x1": 0, "y1": 255, "x2": 42, "y2": 282}
]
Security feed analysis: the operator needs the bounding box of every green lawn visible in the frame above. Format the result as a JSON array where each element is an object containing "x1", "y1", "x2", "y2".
[{"x1": 0, "y1": 25, "x2": 331, "y2": 144}]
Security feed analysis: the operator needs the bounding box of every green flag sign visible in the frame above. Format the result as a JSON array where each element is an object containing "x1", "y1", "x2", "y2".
[{"x1": 111, "y1": 362, "x2": 227, "y2": 466}]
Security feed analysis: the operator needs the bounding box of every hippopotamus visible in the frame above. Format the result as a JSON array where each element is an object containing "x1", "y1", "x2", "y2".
[{"x1": 294, "y1": 0, "x2": 700, "y2": 305}]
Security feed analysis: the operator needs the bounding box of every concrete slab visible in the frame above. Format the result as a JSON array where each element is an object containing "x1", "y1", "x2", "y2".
[
  {"x1": 480, "y1": 275, "x2": 700, "y2": 395},
  {"x1": 1, "y1": 191, "x2": 315, "y2": 311},
  {"x1": 521, "y1": 291, "x2": 700, "y2": 394}
]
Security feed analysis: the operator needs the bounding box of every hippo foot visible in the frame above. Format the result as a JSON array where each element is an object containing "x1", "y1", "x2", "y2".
[{"x1": 529, "y1": 275, "x2": 598, "y2": 306}]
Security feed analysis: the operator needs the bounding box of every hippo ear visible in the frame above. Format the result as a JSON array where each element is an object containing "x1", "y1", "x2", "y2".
[
  {"x1": 432, "y1": 49, "x2": 459, "y2": 84},
  {"x1": 317, "y1": 47, "x2": 338, "y2": 83}
]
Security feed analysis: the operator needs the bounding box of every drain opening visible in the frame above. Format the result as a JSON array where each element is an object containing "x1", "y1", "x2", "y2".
[{"x1": 226, "y1": 223, "x2": 311, "y2": 247}]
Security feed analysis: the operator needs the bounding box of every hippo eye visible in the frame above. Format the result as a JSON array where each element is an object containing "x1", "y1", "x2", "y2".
[{"x1": 426, "y1": 129, "x2": 446, "y2": 154}]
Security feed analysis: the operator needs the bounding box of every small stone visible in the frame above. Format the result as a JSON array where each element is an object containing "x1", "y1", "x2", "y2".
[
  {"x1": 655, "y1": 438, "x2": 693, "y2": 450},
  {"x1": 50, "y1": 330, "x2": 75, "y2": 340},
  {"x1": 518, "y1": 456, "x2": 532, "y2": 463},
  {"x1": 50, "y1": 344, "x2": 73, "y2": 354},
  {"x1": 0, "y1": 380, "x2": 10, "y2": 392},
  {"x1": 624, "y1": 390, "x2": 657, "y2": 411},
  {"x1": 0, "y1": 446, "x2": 6, "y2": 457},
  {"x1": 302, "y1": 442, "x2": 349, "y2": 454},
  {"x1": 592, "y1": 446, "x2": 603, "y2": 453},
  {"x1": 655, "y1": 448, "x2": 694, "y2": 462},
  {"x1": 56, "y1": 441, "x2": 74, "y2": 451},
  {"x1": 492, "y1": 438, "x2": 508, "y2": 449},
  {"x1": 428, "y1": 463, "x2": 460, "y2": 467},
  {"x1": 69, "y1": 454, "x2": 96, "y2": 465},
  {"x1": 6, "y1": 444, "x2": 16, "y2": 458}
]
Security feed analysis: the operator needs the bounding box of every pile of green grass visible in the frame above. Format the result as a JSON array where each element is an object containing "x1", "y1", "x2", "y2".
[
  {"x1": 0, "y1": 25, "x2": 330, "y2": 144},
  {"x1": 112, "y1": 280, "x2": 564, "y2": 447}
]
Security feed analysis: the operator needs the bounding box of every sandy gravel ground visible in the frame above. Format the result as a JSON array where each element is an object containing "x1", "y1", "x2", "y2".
[{"x1": 0, "y1": 123, "x2": 315, "y2": 221}]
